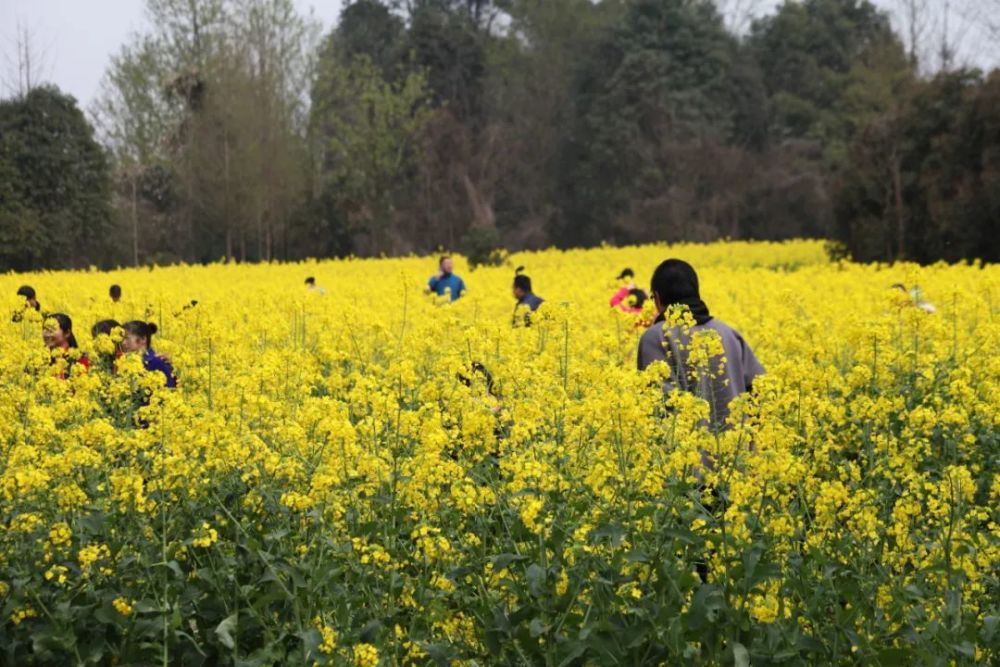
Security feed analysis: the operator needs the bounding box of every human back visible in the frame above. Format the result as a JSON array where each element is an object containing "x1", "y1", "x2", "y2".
[{"x1": 637, "y1": 259, "x2": 764, "y2": 429}]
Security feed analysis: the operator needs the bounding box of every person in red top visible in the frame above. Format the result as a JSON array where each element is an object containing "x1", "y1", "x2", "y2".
[
  {"x1": 43, "y1": 313, "x2": 90, "y2": 377},
  {"x1": 610, "y1": 268, "x2": 648, "y2": 314}
]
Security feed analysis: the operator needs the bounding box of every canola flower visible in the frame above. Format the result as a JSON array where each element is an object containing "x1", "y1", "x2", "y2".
[{"x1": 0, "y1": 240, "x2": 997, "y2": 665}]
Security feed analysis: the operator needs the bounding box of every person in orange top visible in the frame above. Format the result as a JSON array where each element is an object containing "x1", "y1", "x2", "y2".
[{"x1": 43, "y1": 313, "x2": 90, "y2": 377}]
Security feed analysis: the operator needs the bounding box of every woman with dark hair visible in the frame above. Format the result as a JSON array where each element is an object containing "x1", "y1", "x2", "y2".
[
  {"x1": 637, "y1": 259, "x2": 764, "y2": 430},
  {"x1": 12, "y1": 285, "x2": 41, "y2": 322},
  {"x1": 610, "y1": 268, "x2": 647, "y2": 313},
  {"x1": 121, "y1": 320, "x2": 176, "y2": 388},
  {"x1": 512, "y1": 267, "x2": 544, "y2": 327},
  {"x1": 43, "y1": 313, "x2": 91, "y2": 376},
  {"x1": 17, "y1": 285, "x2": 40, "y2": 311},
  {"x1": 91, "y1": 319, "x2": 121, "y2": 338},
  {"x1": 91, "y1": 319, "x2": 123, "y2": 371}
]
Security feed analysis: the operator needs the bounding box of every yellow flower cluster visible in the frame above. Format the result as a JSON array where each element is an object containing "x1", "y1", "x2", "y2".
[
  {"x1": 0, "y1": 240, "x2": 996, "y2": 664},
  {"x1": 112, "y1": 597, "x2": 134, "y2": 617}
]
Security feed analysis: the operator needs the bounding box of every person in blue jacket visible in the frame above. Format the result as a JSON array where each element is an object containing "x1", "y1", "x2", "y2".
[
  {"x1": 428, "y1": 256, "x2": 466, "y2": 302},
  {"x1": 512, "y1": 267, "x2": 544, "y2": 327},
  {"x1": 121, "y1": 320, "x2": 177, "y2": 388}
]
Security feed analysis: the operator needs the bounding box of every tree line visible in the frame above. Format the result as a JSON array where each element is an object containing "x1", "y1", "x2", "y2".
[{"x1": 1, "y1": 0, "x2": 997, "y2": 271}]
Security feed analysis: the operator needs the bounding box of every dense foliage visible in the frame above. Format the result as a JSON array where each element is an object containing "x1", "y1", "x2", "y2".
[
  {"x1": 1, "y1": 0, "x2": 998, "y2": 268},
  {"x1": 1, "y1": 241, "x2": 998, "y2": 665},
  {"x1": 0, "y1": 87, "x2": 114, "y2": 271}
]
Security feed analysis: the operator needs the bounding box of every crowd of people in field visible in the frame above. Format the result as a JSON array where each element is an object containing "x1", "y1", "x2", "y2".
[
  {"x1": 422, "y1": 255, "x2": 767, "y2": 432},
  {"x1": 13, "y1": 256, "x2": 756, "y2": 430},
  {"x1": 12, "y1": 284, "x2": 176, "y2": 387},
  {"x1": 14, "y1": 255, "x2": 936, "y2": 438}
]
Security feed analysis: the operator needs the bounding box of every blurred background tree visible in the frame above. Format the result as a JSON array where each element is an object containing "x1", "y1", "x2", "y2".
[{"x1": 0, "y1": 0, "x2": 997, "y2": 268}]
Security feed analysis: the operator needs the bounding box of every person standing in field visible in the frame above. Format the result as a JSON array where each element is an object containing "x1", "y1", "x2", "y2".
[
  {"x1": 610, "y1": 268, "x2": 647, "y2": 313},
  {"x1": 13, "y1": 285, "x2": 41, "y2": 321},
  {"x1": 305, "y1": 276, "x2": 326, "y2": 295},
  {"x1": 43, "y1": 313, "x2": 91, "y2": 377},
  {"x1": 637, "y1": 259, "x2": 764, "y2": 429},
  {"x1": 428, "y1": 256, "x2": 466, "y2": 302},
  {"x1": 512, "y1": 267, "x2": 544, "y2": 327},
  {"x1": 121, "y1": 320, "x2": 176, "y2": 388},
  {"x1": 91, "y1": 319, "x2": 124, "y2": 372},
  {"x1": 109, "y1": 284, "x2": 122, "y2": 303}
]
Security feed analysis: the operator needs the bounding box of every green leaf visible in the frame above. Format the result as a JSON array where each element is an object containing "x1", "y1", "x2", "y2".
[
  {"x1": 875, "y1": 647, "x2": 914, "y2": 665},
  {"x1": 490, "y1": 553, "x2": 528, "y2": 571},
  {"x1": 951, "y1": 642, "x2": 975, "y2": 658},
  {"x1": 359, "y1": 618, "x2": 383, "y2": 643},
  {"x1": 557, "y1": 641, "x2": 588, "y2": 667},
  {"x1": 733, "y1": 642, "x2": 750, "y2": 667},
  {"x1": 526, "y1": 563, "x2": 546, "y2": 598},
  {"x1": 982, "y1": 615, "x2": 999, "y2": 642},
  {"x1": 529, "y1": 617, "x2": 547, "y2": 638},
  {"x1": 215, "y1": 612, "x2": 238, "y2": 650},
  {"x1": 625, "y1": 549, "x2": 650, "y2": 563}
]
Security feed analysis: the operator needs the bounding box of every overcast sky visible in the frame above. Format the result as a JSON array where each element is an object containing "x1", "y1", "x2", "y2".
[
  {"x1": 1, "y1": 0, "x2": 995, "y2": 111},
  {"x1": 0, "y1": 0, "x2": 344, "y2": 106}
]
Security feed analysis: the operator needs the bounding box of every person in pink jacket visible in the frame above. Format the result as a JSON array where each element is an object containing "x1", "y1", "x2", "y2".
[{"x1": 610, "y1": 268, "x2": 647, "y2": 313}]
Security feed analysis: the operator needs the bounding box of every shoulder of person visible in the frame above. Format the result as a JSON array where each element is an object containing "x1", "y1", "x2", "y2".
[{"x1": 639, "y1": 321, "x2": 664, "y2": 343}]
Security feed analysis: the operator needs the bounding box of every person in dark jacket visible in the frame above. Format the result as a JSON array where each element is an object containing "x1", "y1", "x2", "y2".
[
  {"x1": 512, "y1": 267, "x2": 544, "y2": 327},
  {"x1": 121, "y1": 320, "x2": 176, "y2": 388}
]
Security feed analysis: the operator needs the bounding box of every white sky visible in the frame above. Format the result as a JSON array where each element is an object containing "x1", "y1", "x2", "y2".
[
  {"x1": 1, "y1": 0, "x2": 995, "y2": 110},
  {"x1": 0, "y1": 0, "x2": 344, "y2": 106}
]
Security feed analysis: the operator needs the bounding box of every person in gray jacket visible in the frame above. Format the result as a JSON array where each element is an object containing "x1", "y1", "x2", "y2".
[{"x1": 637, "y1": 259, "x2": 764, "y2": 430}]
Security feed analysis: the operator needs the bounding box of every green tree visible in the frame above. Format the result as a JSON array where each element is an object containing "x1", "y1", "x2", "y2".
[
  {"x1": 559, "y1": 0, "x2": 764, "y2": 245},
  {"x1": 0, "y1": 86, "x2": 114, "y2": 271},
  {"x1": 750, "y1": 0, "x2": 911, "y2": 165},
  {"x1": 835, "y1": 68, "x2": 1000, "y2": 263},
  {"x1": 93, "y1": 0, "x2": 318, "y2": 264},
  {"x1": 488, "y1": 0, "x2": 623, "y2": 247},
  {"x1": 333, "y1": 0, "x2": 405, "y2": 78},
  {"x1": 310, "y1": 54, "x2": 433, "y2": 255}
]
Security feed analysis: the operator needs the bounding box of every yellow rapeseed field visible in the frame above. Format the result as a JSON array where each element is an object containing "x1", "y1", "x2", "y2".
[{"x1": 1, "y1": 240, "x2": 998, "y2": 665}]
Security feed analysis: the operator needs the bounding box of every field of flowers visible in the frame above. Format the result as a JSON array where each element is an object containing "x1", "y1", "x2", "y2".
[{"x1": 1, "y1": 240, "x2": 998, "y2": 666}]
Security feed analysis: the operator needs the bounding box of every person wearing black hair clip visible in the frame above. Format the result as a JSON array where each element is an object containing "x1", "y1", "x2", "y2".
[
  {"x1": 12, "y1": 285, "x2": 41, "y2": 322},
  {"x1": 512, "y1": 267, "x2": 544, "y2": 327},
  {"x1": 121, "y1": 320, "x2": 176, "y2": 388},
  {"x1": 637, "y1": 259, "x2": 763, "y2": 432}
]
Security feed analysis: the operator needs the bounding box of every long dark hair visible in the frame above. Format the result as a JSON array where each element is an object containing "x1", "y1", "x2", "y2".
[
  {"x1": 48, "y1": 313, "x2": 79, "y2": 348},
  {"x1": 627, "y1": 288, "x2": 647, "y2": 310},
  {"x1": 650, "y1": 259, "x2": 711, "y2": 325},
  {"x1": 123, "y1": 320, "x2": 158, "y2": 348},
  {"x1": 91, "y1": 319, "x2": 121, "y2": 338},
  {"x1": 17, "y1": 285, "x2": 39, "y2": 310}
]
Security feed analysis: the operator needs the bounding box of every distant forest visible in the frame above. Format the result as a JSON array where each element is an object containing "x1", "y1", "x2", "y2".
[{"x1": 1, "y1": 0, "x2": 998, "y2": 271}]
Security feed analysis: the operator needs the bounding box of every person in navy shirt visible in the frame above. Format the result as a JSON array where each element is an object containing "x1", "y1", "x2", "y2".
[
  {"x1": 428, "y1": 256, "x2": 466, "y2": 302},
  {"x1": 121, "y1": 320, "x2": 176, "y2": 388},
  {"x1": 512, "y1": 267, "x2": 544, "y2": 327}
]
